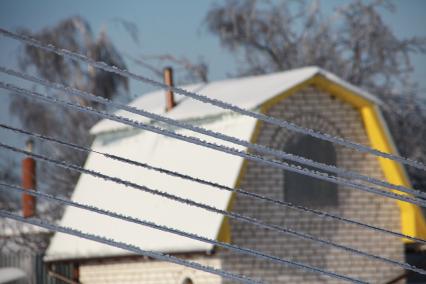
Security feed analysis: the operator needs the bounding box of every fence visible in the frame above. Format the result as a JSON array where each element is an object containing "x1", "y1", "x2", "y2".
[{"x1": 0, "y1": 253, "x2": 73, "y2": 284}]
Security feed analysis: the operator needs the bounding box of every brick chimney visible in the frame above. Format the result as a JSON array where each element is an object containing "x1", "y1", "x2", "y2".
[
  {"x1": 22, "y1": 139, "x2": 36, "y2": 218},
  {"x1": 163, "y1": 67, "x2": 175, "y2": 111}
]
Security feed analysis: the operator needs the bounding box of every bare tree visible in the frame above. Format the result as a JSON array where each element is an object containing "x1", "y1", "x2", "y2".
[
  {"x1": 205, "y1": 0, "x2": 426, "y2": 190},
  {"x1": 2, "y1": 16, "x2": 129, "y2": 252},
  {"x1": 0, "y1": 158, "x2": 19, "y2": 211},
  {"x1": 10, "y1": 15, "x2": 129, "y2": 194},
  {"x1": 132, "y1": 54, "x2": 209, "y2": 84},
  {"x1": 113, "y1": 17, "x2": 209, "y2": 84}
]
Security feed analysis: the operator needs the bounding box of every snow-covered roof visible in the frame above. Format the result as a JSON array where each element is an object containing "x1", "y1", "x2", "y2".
[
  {"x1": 0, "y1": 267, "x2": 26, "y2": 284},
  {"x1": 46, "y1": 66, "x2": 381, "y2": 261},
  {"x1": 91, "y1": 66, "x2": 381, "y2": 135},
  {"x1": 46, "y1": 113, "x2": 257, "y2": 261}
]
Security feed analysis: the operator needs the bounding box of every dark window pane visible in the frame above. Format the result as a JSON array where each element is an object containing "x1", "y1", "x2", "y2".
[
  {"x1": 182, "y1": 278, "x2": 194, "y2": 284},
  {"x1": 284, "y1": 135, "x2": 338, "y2": 207}
]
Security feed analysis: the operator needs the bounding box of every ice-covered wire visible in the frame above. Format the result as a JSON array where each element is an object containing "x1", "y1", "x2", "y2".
[
  {"x1": 1, "y1": 27, "x2": 425, "y2": 172},
  {"x1": 2, "y1": 66, "x2": 424, "y2": 200},
  {"x1": 2, "y1": 123, "x2": 425, "y2": 245},
  {"x1": 1, "y1": 142, "x2": 425, "y2": 276},
  {"x1": 0, "y1": 210, "x2": 261, "y2": 284},
  {"x1": 0, "y1": 182, "x2": 364, "y2": 283},
  {"x1": 2, "y1": 81, "x2": 426, "y2": 209}
]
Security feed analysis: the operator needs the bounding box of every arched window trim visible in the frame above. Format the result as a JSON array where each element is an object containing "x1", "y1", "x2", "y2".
[{"x1": 181, "y1": 277, "x2": 194, "y2": 284}]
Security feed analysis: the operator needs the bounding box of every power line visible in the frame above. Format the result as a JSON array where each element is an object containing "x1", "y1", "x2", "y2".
[
  {"x1": 2, "y1": 66, "x2": 424, "y2": 199},
  {"x1": 1, "y1": 27, "x2": 425, "y2": 172},
  {"x1": 0, "y1": 210, "x2": 261, "y2": 284},
  {"x1": 1, "y1": 142, "x2": 425, "y2": 275},
  {"x1": 0, "y1": 182, "x2": 364, "y2": 284},
  {"x1": 1, "y1": 27, "x2": 424, "y2": 281},
  {"x1": 2, "y1": 122, "x2": 425, "y2": 245},
  {"x1": 2, "y1": 81, "x2": 426, "y2": 209}
]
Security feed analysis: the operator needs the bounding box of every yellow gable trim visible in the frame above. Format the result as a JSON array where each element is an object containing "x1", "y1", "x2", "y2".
[
  {"x1": 312, "y1": 75, "x2": 426, "y2": 241},
  {"x1": 219, "y1": 74, "x2": 426, "y2": 244},
  {"x1": 361, "y1": 105, "x2": 426, "y2": 241},
  {"x1": 215, "y1": 161, "x2": 244, "y2": 244},
  {"x1": 311, "y1": 76, "x2": 370, "y2": 108}
]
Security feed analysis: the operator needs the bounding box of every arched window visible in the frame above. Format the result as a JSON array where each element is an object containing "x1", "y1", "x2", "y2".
[
  {"x1": 181, "y1": 277, "x2": 194, "y2": 284},
  {"x1": 283, "y1": 135, "x2": 338, "y2": 207}
]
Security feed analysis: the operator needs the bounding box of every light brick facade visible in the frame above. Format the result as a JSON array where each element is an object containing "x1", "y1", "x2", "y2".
[
  {"x1": 79, "y1": 256, "x2": 222, "y2": 284},
  {"x1": 220, "y1": 86, "x2": 404, "y2": 283},
  {"x1": 78, "y1": 86, "x2": 404, "y2": 283}
]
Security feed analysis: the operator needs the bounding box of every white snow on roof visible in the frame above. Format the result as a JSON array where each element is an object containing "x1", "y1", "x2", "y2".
[
  {"x1": 46, "y1": 114, "x2": 257, "y2": 261},
  {"x1": 91, "y1": 66, "x2": 380, "y2": 135},
  {"x1": 0, "y1": 267, "x2": 26, "y2": 283},
  {"x1": 46, "y1": 66, "x2": 380, "y2": 261}
]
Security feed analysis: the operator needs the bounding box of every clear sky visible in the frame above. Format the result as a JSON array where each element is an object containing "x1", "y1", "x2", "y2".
[{"x1": 0, "y1": 0, "x2": 426, "y2": 93}]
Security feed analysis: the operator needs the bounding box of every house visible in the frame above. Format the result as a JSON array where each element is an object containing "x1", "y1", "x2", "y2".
[
  {"x1": 0, "y1": 142, "x2": 53, "y2": 284},
  {"x1": 45, "y1": 66, "x2": 426, "y2": 283},
  {"x1": 0, "y1": 217, "x2": 50, "y2": 284}
]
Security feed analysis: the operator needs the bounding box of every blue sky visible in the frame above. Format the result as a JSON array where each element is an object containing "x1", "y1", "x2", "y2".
[
  {"x1": 0, "y1": 0, "x2": 425, "y2": 185},
  {"x1": 1, "y1": 0, "x2": 426, "y2": 94}
]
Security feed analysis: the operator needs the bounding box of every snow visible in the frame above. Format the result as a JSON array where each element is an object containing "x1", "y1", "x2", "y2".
[
  {"x1": 91, "y1": 66, "x2": 381, "y2": 135},
  {"x1": 46, "y1": 66, "x2": 381, "y2": 261},
  {"x1": 46, "y1": 114, "x2": 257, "y2": 261},
  {"x1": 0, "y1": 209, "x2": 49, "y2": 237},
  {"x1": 0, "y1": 267, "x2": 26, "y2": 284}
]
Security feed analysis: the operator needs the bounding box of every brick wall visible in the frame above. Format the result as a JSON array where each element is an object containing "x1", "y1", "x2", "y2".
[
  {"x1": 79, "y1": 256, "x2": 222, "y2": 284},
  {"x1": 219, "y1": 86, "x2": 405, "y2": 283},
  {"x1": 77, "y1": 86, "x2": 404, "y2": 283}
]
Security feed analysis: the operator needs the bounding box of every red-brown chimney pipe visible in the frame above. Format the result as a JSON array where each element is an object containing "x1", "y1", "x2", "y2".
[
  {"x1": 22, "y1": 139, "x2": 36, "y2": 218},
  {"x1": 163, "y1": 67, "x2": 175, "y2": 111}
]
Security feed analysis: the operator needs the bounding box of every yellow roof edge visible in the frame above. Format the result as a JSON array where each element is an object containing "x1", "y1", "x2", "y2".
[
  {"x1": 311, "y1": 76, "x2": 426, "y2": 241},
  {"x1": 361, "y1": 105, "x2": 426, "y2": 242},
  {"x1": 220, "y1": 73, "x2": 426, "y2": 244}
]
